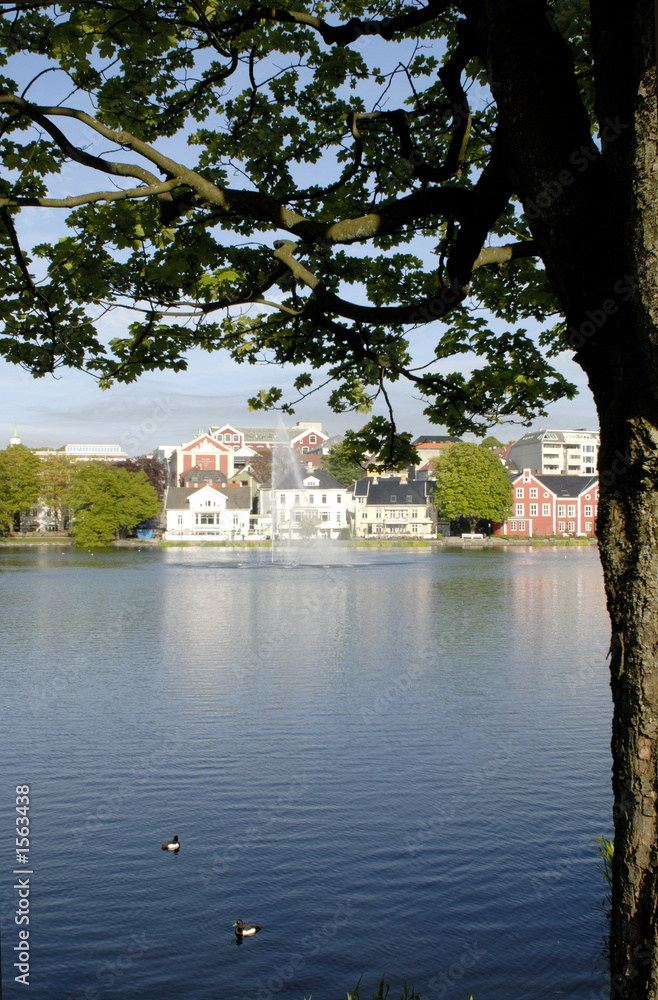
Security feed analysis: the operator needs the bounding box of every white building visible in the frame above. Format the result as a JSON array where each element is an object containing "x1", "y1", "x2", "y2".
[
  {"x1": 164, "y1": 485, "x2": 252, "y2": 540},
  {"x1": 272, "y1": 468, "x2": 347, "y2": 539},
  {"x1": 63, "y1": 444, "x2": 128, "y2": 461},
  {"x1": 507, "y1": 429, "x2": 599, "y2": 476}
]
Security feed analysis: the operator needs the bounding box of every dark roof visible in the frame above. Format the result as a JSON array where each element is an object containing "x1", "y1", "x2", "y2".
[
  {"x1": 534, "y1": 474, "x2": 598, "y2": 497},
  {"x1": 349, "y1": 476, "x2": 434, "y2": 504},
  {"x1": 413, "y1": 435, "x2": 462, "y2": 445},
  {"x1": 165, "y1": 485, "x2": 252, "y2": 511},
  {"x1": 182, "y1": 467, "x2": 227, "y2": 485},
  {"x1": 510, "y1": 471, "x2": 598, "y2": 497},
  {"x1": 275, "y1": 468, "x2": 345, "y2": 490}
]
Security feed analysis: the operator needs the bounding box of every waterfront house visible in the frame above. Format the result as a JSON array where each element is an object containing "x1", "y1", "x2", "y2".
[
  {"x1": 348, "y1": 475, "x2": 437, "y2": 537},
  {"x1": 164, "y1": 485, "x2": 252, "y2": 540},
  {"x1": 272, "y1": 468, "x2": 347, "y2": 539},
  {"x1": 493, "y1": 468, "x2": 599, "y2": 537}
]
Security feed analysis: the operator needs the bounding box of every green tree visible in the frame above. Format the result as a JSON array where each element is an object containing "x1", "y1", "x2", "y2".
[
  {"x1": 39, "y1": 453, "x2": 75, "y2": 531},
  {"x1": 321, "y1": 440, "x2": 367, "y2": 487},
  {"x1": 432, "y1": 443, "x2": 512, "y2": 532},
  {"x1": 66, "y1": 463, "x2": 161, "y2": 547},
  {"x1": 0, "y1": 445, "x2": 40, "y2": 532},
  {"x1": 1, "y1": 3, "x2": 657, "y2": 990},
  {"x1": 481, "y1": 436, "x2": 504, "y2": 449},
  {"x1": 115, "y1": 455, "x2": 168, "y2": 501}
]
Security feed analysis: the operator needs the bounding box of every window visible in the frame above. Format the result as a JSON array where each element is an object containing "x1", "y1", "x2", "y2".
[
  {"x1": 279, "y1": 494, "x2": 286, "y2": 504},
  {"x1": 390, "y1": 494, "x2": 397, "y2": 502},
  {"x1": 309, "y1": 494, "x2": 314, "y2": 504},
  {"x1": 518, "y1": 520, "x2": 526, "y2": 531},
  {"x1": 529, "y1": 504, "x2": 538, "y2": 516},
  {"x1": 585, "y1": 521, "x2": 592, "y2": 531},
  {"x1": 177, "y1": 515, "x2": 183, "y2": 526},
  {"x1": 321, "y1": 494, "x2": 327, "y2": 504},
  {"x1": 309, "y1": 435, "x2": 317, "y2": 444},
  {"x1": 568, "y1": 521, "x2": 575, "y2": 532},
  {"x1": 529, "y1": 488, "x2": 538, "y2": 498},
  {"x1": 302, "y1": 447, "x2": 309, "y2": 453},
  {"x1": 542, "y1": 504, "x2": 550, "y2": 516},
  {"x1": 336, "y1": 512, "x2": 341, "y2": 522},
  {"x1": 336, "y1": 494, "x2": 341, "y2": 503},
  {"x1": 361, "y1": 510, "x2": 368, "y2": 519},
  {"x1": 320, "y1": 512, "x2": 330, "y2": 521},
  {"x1": 233, "y1": 434, "x2": 239, "y2": 442},
  {"x1": 557, "y1": 504, "x2": 566, "y2": 517},
  {"x1": 412, "y1": 524, "x2": 418, "y2": 532},
  {"x1": 567, "y1": 504, "x2": 575, "y2": 516},
  {"x1": 233, "y1": 515, "x2": 239, "y2": 526},
  {"x1": 516, "y1": 487, "x2": 524, "y2": 498},
  {"x1": 406, "y1": 495, "x2": 413, "y2": 503},
  {"x1": 516, "y1": 504, "x2": 524, "y2": 516},
  {"x1": 584, "y1": 505, "x2": 593, "y2": 517},
  {"x1": 509, "y1": 520, "x2": 517, "y2": 531},
  {"x1": 558, "y1": 521, "x2": 565, "y2": 531},
  {"x1": 294, "y1": 494, "x2": 300, "y2": 504},
  {"x1": 585, "y1": 494, "x2": 591, "y2": 500},
  {"x1": 375, "y1": 509, "x2": 382, "y2": 518},
  {"x1": 412, "y1": 509, "x2": 418, "y2": 518}
]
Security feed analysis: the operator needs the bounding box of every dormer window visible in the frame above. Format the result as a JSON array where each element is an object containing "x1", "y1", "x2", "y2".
[{"x1": 390, "y1": 494, "x2": 397, "y2": 502}]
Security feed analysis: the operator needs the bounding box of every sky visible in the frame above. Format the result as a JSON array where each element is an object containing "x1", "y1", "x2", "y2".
[
  {"x1": 0, "y1": 13, "x2": 601, "y2": 455},
  {"x1": 0, "y1": 333, "x2": 599, "y2": 455}
]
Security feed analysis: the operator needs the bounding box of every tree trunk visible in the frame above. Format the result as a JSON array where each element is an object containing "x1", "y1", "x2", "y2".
[{"x1": 470, "y1": 2, "x2": 658, "y2": 995}]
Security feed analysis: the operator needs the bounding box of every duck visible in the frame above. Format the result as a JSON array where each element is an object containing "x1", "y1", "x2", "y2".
[
  {"x1": 233, "y1": 919, "x2": 261, "y2": 937},
  {"x1": 161, "y1": 835, "x2": 180, "y2": 851}
]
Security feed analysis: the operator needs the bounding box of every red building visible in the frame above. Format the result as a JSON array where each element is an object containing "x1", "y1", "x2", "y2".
[
  {"x1": 493, "y1": 468, "x2": 599, "y2": 537},
  {"x1": 169, "y1": 433, "x2": 235, "y2": 486}
]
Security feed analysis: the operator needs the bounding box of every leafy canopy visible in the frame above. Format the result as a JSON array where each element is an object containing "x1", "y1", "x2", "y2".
[
  {"x1": 0, "y1": 1, "x2": 594, "y2": 462},
  {"x1": 0, "y1": 444, "x2": 41, "y2": 525},
  {"x1": 431, "y1": 442, "x2": 512, "y2": 524},
  {"x1": 38, "y1": 452, "x2": 75, "y2": 530},
  {"x1": 65, "y1": 462, "x2": 161, "y2": 546},
  {"x1": 321, "y1": 439, "x2": 367, "y2": 487}
]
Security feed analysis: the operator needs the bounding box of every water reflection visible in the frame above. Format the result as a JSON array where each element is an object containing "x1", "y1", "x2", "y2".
[{"x1": 0, "y1": 545, "x2": 611, "y2": 1000}]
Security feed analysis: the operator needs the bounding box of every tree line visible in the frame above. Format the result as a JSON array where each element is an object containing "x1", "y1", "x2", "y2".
[{"x1": 0, "y1": 446, "x2": 162, "y2": 546}]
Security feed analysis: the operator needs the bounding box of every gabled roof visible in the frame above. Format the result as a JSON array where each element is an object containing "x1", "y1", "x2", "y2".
[
  {"x1": 209, "y1": 423, "x2": 242, "y2": 437},
  {"x1": 179, "y1": 433, "x2": 230, "y2": 452},
  {"x1": 165, "y1": 485, "x2": 252, "y2": 511},
  {"x1": 182, "y1": 467, "x2": 227, "y2": 484},
  {"x1": 510, "y1": 470, "x2": 598, "y2": 497},
  {"x1": 349, "y1": 476, "x2": 434, "y2": 504},
  {"x1": 412, "y1": 435, "x2": 461, "y2": 445},
  {"x1": 275, "y1": 467, "x2": 345, "y2": 490},
  {"x1": 289, "y1": 426, "x2": 329, "y2": 445},
  {"x1": 535, "y1": 474, "x2": 599, "y2": 497}
]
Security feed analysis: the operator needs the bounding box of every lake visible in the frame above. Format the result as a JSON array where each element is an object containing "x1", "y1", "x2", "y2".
[{"x1": 0, "y1": 544, "x2": 612, "y2": 1000}]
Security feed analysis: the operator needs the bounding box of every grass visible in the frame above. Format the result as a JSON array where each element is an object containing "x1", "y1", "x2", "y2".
[
  {"x1": 347, "y1": 975, "x2": 421, "y2": 1000},
  {"x1": 346, "y1": 538, "x2": 431, "y2": 548},
  {"x1": 0, "y1": 535, "x2": 72, "y2": 544},
  {"x1": 530, "y1": 537, "x2": 591, "y2": 546},
  {"x1": 159, "y1": 540, "x2": 267, "y2": 547}
]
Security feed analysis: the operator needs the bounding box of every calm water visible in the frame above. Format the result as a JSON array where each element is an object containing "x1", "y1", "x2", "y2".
[{"x1": 0, "y1": 544, "x2": 612, "y2": 1000}]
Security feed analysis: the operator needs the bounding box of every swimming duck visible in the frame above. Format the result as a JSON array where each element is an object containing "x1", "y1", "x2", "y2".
[
  {"x1": 161, "y1": 835, "x2": 180, "y2": 851},
  {"x1": 233, "y1": 920, "x2": 261, "y2": 937}
]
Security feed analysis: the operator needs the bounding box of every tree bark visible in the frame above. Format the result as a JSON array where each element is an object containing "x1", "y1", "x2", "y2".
[{"x1": 468, "y1": 1, "x2": 658, "y2": 996}]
